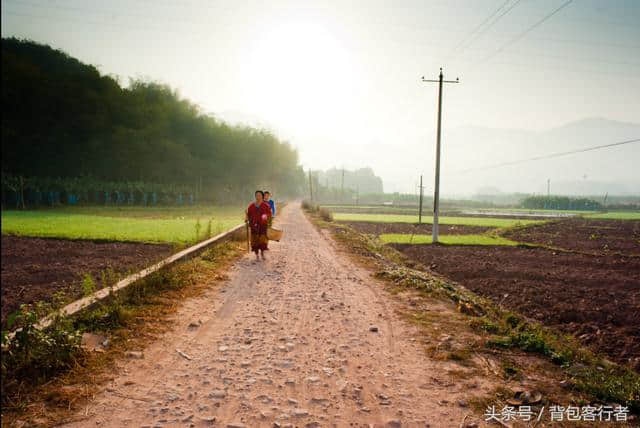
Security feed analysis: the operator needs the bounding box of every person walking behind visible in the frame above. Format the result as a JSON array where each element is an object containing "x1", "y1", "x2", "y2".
[
  {"x1": 246, "y1": 190, "x2": 272, "y2": 261},
  {"x1": 264, "y1": 191, "x2": 276, "y2": 226}
]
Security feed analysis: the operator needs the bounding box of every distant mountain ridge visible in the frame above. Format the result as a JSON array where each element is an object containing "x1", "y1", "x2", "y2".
[{"x1": 442, "y1": 117, "x2": 640, "y2": 196}]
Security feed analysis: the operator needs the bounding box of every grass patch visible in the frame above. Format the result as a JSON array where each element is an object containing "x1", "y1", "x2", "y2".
[
  {"x1": 7, "y1": 205, "x2": 244, "y2": 219},
  {"x1": 379, "y1": 233, "x2": 519, "y2": 246},
  {"x1": 584, "y1": 211, "x2": 640, "y2": 220},
  {"x1": 446, "y1": 349, "x2": 473, "y2": 364},
  {"x1": 301, "y1": 199, "x2": 317, "y2": 212},
  {"x1": 1, "y1": 206, "x2": 243, "y2": 244},
  {"x1": 501, "y1": 360, "x2": 522, "y2": 381},
  {"x1": 302, "y1": 200, "x2": 333, "y2": 221},
  {"x1": 333, "y1": 213, "x2": 541, "y2": 227},
  {"x1": 322, "y1": 205, "x2": 420, "y2": 215},
  {"x1": 476, "y1": 208, "x2": 594, "y2": 214}
]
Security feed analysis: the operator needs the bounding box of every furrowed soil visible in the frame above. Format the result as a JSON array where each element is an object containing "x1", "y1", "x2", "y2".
[
  {"x1": 503, "y1": 218, "x2": 640, "y2": 255},
  {"x1": 1, "y1": 235, "x2": 171, "y2": 328},
  {"x1": 339, "y1": 221, "x2": 492, "y2": 235},
  {"x1": 392, "y1": 244, "x2": 640, "y2": 370}
]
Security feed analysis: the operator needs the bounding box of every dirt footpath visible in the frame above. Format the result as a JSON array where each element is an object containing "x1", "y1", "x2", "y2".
[{"x1": 65, "y1": 203, "x2": 491, "y2": 427}]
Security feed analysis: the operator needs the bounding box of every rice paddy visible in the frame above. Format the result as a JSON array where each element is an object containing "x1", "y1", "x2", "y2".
[
  {"x1": 332, "y1": 213, "x2": 542, "y2": 228},
  {"x1": 379, "y1": 233, "x2": 519, "y2": 246},
  {"x1": 1, "y1": 206, "x2": 244, "y2": 244}
]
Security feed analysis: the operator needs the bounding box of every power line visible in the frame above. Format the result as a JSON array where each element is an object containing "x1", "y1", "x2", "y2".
[
  {"x1": 5, "y1": 2, "x2": 637, "y2": 80},
  {"x1": 450, "y1": 0, "x2": 511, "y2": 54},
  {"x1": 474, "y1": 0, "x2": 574, "y2": 68},
  {"x1": 368, "y1": 15, "x2": 640, "y2": 50},
  {"x1": 7, "y1": 1, "x2": 638, "y2": 52},
  {"x1": 477, "y1": 60, "x2": 640, "y2": 78},
  {"x1": 417, "y1": 48, "x2": 640, "y2": 78},
  {"x1": 8, "y1": 8, "x2": 635, "y2": 80},
  {"x1": 453, "y1": 138, "x2": 640, "y2": 174},
  {"x1": 530, "y1": 37, "x2": 640, "y2": 50},
  {"x1": 453, "y1": 0, "x2": 525, "y2": 58},
  {"x1": 459, "y1": 50, "x2": 640, "y2": 68}
]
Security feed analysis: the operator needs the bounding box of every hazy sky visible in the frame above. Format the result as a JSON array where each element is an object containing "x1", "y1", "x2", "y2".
[{"x1": 3, "y1": 0, "x2": 639, "y2": 193}]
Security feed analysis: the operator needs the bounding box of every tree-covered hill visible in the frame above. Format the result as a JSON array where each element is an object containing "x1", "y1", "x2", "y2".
[
  {"x1": 1, "y1": 38, "x2": 304, "y2": 203},
  {"x1": 316, "y1": 167, "x2": 384, "y2": 195}
]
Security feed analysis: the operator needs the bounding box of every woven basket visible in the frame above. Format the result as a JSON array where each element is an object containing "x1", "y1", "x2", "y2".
[{"x1": 267, "y1": 227, "x2": 283, "y2": 241}]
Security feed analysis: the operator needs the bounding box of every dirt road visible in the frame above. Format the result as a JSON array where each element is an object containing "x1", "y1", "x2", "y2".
[{"x1": 67, "y1": 203, "x2": 481, "y2": 427}]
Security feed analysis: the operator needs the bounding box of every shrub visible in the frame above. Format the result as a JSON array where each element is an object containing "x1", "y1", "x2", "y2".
[
  {"x1": 1, "y1": 305, "x2": 83, "y2": 398},
  {"x1": 81, "y1": 273, "x2": 96, "y2": 296},
  {"x1": 318, "y1": 207, "x2": 333, "y2": 222},
  {"x1": 195, "y1": 218, "x2": 202, "y2": 241},
  {"x1": 206, "y1": 218, "x2": 213, "y2": 238}
]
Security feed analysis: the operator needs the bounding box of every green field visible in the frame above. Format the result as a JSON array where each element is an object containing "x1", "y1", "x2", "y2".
[
  {"x1": 333, "y1": 213, "x2": 542, "y2": 228},
  {"x1": 1, "y1": 206, "x2": 244, "y2": 244},
  {"x1": 324, "y1": 204, "x2": 640, "y2": 220},
  {"x1": 321, "y1": 205, "x2": 419, "y2": 215},
  {"x1": 468, "y1": 208, "x2": 640, "y2": 219},
  {"x1": 468, "y1": 208, "x2": 592, "y2": 214},
  {"x1": 584, "y1": 211, "x2": 640, "y2": 220},
  {"x1": 380, "y1": 233, "x2": 519, "y2": 246}
]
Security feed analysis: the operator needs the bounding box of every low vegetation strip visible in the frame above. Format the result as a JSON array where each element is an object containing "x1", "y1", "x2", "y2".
[
  {"x1": 585, "y1": 211, "x2": 640, "y2": 220},
  {"x1": 321, "y1": 205, "x2": 420, "y2": 215},
  {"x1": 338, "y1": 221, "x2": 492, "y2": 236},
  {"x1": 1, "y1": 236, "x2": 172, "y2": 329},
  {"x1": 29, "y1": 205, "x2": 245, "y2": 219},
  {"x1": 380, "y1": 233, "x2": 519, "y2": 246},
  {"x1": 1, "y1": 210, "x2": 242, "y2": 244},
  {"x1": 333, "y1": 212, "x2": 541, "y2": 227}
]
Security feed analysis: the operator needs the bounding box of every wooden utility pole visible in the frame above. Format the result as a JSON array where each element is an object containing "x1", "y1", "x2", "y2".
[
  {"x1": 418, "y1": 175, "x2": 424, "y2": 224},
  {"x1": 19, "y1": 176, "x2": 26, "y2": 210},
  {"x1": 547, "y1": 178, "x2": 550, "y2": 197},
  {"x1": 422, "y1": 68, "x2": 459, "y2": 243},
  {"x1": 341, "y1": 168, "x2": 345, "y2": 203},
  {"x1": 309, "y1": 170, "x2": 314, "y2": 202}
]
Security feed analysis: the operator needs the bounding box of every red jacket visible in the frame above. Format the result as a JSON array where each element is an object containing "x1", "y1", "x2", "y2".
[{"x1": 247, "y1": 201, "x2": 272, "y2": 233}]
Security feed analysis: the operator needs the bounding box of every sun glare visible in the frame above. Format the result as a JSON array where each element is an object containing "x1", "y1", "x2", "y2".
[{"x1": 241, "y1": 22, "x2": 357, "y2": 133}]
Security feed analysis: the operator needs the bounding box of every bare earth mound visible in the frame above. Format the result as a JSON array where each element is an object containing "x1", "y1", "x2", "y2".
[
  {"x1": 1, "y1": 235, "x2": 172, "y2": 327},
  {"x1": 392, "y1": 244, "x2": 640, "y2": 370}
]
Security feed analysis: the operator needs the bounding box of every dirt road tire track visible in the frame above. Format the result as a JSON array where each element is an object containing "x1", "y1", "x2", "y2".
[{"x1": 66, "y1": 202, "x2": 487, "y2": 427}]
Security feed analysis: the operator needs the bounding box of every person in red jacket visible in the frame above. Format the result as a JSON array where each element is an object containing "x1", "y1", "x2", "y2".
[{"x1": 246, "y1": 190, "x2": 272, "y2": 260}]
